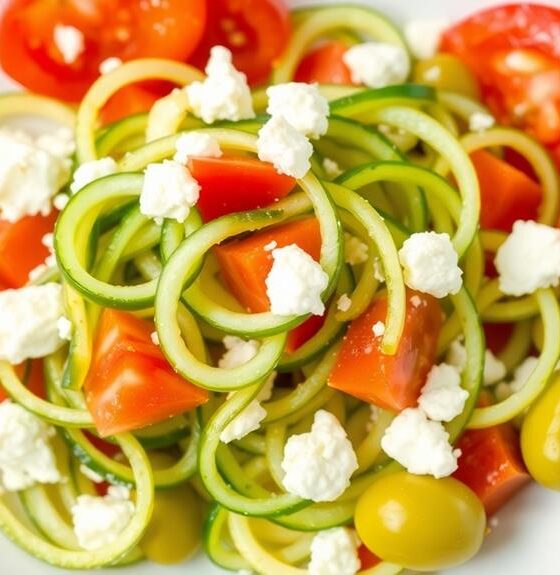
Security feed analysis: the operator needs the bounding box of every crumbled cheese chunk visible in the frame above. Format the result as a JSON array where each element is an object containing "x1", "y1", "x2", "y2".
[
  {"x1": 322, "y1": 157, "x2": 342, "y2": 179},
  {"x1": 282, "y1": 410, "x2": 358, "y2": 502},
  {"x1": 398, "y1": 231, "x2": 462, "y2": 298},
  {"x1": 257, "y1": 116, "x2": 313, "y2": 179},
  {"x1": 36, "y1": 128, "x2": 75, "y2": 165},
  {"x1": 0, "y1": 401, "x2": 61, "y2": 491},
  {"x1": 80, "y1": 464, "x2": 104, "y2": 484},
  {"x1": 410, "y1": 294, "x2": 423, "y2": 307},
  {"x1": 70, "y1": 157, "x2": 118, "y2": 194},
  {"x1": 57, "y1": 316, "x2": 73, "y2": 341},
  {"x1": 337, "y1": 294, "x2": 352, "y2": 312},
  {"x1": 71, "y1": 489, "x2": 134, "y2": 551},
  {"x1": 495, "y1": 220, "x2": 560, "y2": 296},
  {"x1": 404, "y1": 19, "x2": 448, "y2": 60},
  {"x1": 373, "y1": 257, "x2": 385, "y2": 282},
  {"x1": 308, "y1": 528, "x2": 361, "y2": 575},
  {"x1": 418, "y1": 363, "x2": 468, "y2": 422},
  {"x1": 173, "y1": 132, "x2": 222, "y2": 164},
  {"x1": 263, "y1": 240, "x2": 277, "y2": 252},
  {"x1": 53, "y1": 24, "x2": 85, "y2": 65},
  {"x1": 343, "y1": 42, "x2": 410, "y2": 88},
  {"x1": 344, "y1": 233, "x2": 368, "y2": 265},
  {"x1": 0, "y1": 284, "x2": 65, "y2": 364},
  {"x1": 265, "y1": 244, "x2": 328, "y2": 316},
  {"x1": 511, "y1": 356, "x2": 538, "y2": 393},
  {"x1": 469, "y1": 111, "x2": 495, "y2": 133},
  {"x1": 0, "y1": 129, "x2": 71, "y2": 221},
  {"x1": 218, "y1": 336, "x2": 260, "y2": 369},
  {"x1": 219, "y1": 398, "x2": 267, "y2": 444},
  {"x1": 266, "y1": 82, "x2": 329, "y2": 139},
  {"x1": 53, "y1": 193, "x2": 70, "y2": 210},
  {"x1": 140, "y1": 160, "x2": 200, "y2": 224},
  {"x1": 150, "y1": 331, "x2": 159, "y2": 346},
  {"x1": 381, "y1": 408, "x2": 461, "y2": 478},
  {"x1": 372, "y1": 321, "x2": 385, "y2": 337},
  {"x1": 99, "y1": 57, "x2": 123, "y2": 75},
  {"x1": 185, "y1": 45, "x2": 255, "y2": 123},
  {"x1": 446, "y1": 338, "x2": 507, "y2": 386}
]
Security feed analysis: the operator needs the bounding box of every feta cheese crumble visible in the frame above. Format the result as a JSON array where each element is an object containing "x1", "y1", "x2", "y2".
[
  {"x1": 140, "y1": 161, "x2": 200, "y2": 224},
  {"x1": 99, "y1": 57, "x2": 123, "y2": 75},
  {"x1": 53, "y1": 193, "x2": 70, "y2": 210},
  {"x1": 0, "y1": 284, "x2": 65, "y2": 364},
  {"x1": 57, "y1": 316, "x2": 73, "y2": 341},
  {"x1": 308, "y1": 528, "x2": 361, "y2": 575},
  {"x1": 281, "y1": 410, "x2": 358, "y2": 502},
  {"x1": 263, "y1": 240, "x2": 277, "y2": 252},
  {"x1": 150, "y1": 331, "x2": 159, "y2": 346},
  {"x1": 265, "y1": 244, "x2": 328, "y2": 316},
  {"x1": 446, "y1": 338, "x2": 506, "y2": 386},
  {"x1": 70, "y1": 157, "x2": 118, "y2": 194},
  {"x1": 418, "y1": 363, "x2": 468, "y2": 422},
  {"x1": 173, "y1": 132, "x2": 222, "y2": 164},
  {"x1": 344, "y1": 233, "x2": 369, "y2": 266},
  {"x1": 0, "y1": 401, "x2": 61, "y2": 491},
  {"x1": 218, "y1": 336, "x2": 260, "y2": 370},
  {"x1": 372, "y1": 321, "x2": 385, "y2": 337},
  {"x1": 257, "y1": 116, "x2": 313, "y2": 179},
  {"x1": 495, "y1": 220, "x2": 560, "y2": 296},
  {"x1": 404, "y1": 19, "x2": 448, "y2": 60},
  {"x1": 343, "y1": 42, "x2": 410, "y2": 88},
  {"x1": 469, "y1": 111, "x2": 496, "y2": 133},
  {"x1": 381, "y1": 408, "x2": 461, "y2": 478},
  {"x1": 185, "y1": 46, "x2": 255, "y2": 123},
  {"x1": 53, "y1": 24, "x2": 85, "y2": 65},
  {"x1": 80, "y1": 464, "x2": 104, "y2": 484},
  {"x1": 322, "y1": 157, "x2": 342, "y2": 179},
  {"x1": 398, "y1": 231, "x2": 462, "y2": 298},
  {"x1": 266, "y1": 82, "x2": 329, "y2": 139},
  {"x1": 337, "y1": 294, "x2": 352, "y2": 312},
  {"x1": 496, "y1": 356, "x2": 538, "y2": 400},
  {"x1": 71, "y1": 487, "x2": 134, "y2": 551}
]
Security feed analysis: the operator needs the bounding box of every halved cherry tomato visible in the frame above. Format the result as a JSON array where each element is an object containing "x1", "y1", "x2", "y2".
[
  {"x1": 295, "y1": 41, "x2": 354, "y2": 85},
  {"x1": 189, "y1": 0, "x2": 291, "y2": 85},
  {"x1": 357, "y1": 545, "x2": 381, "y2": 570},
  {"x1": 441, "y1": 4, "x2": 560, "y2": 145},
  {"x1": 0, "y1": 211, "x2": 57, "y2": 288},
  {"x1": 188, "y1": 157, "x2": 296, "y2": 222},
  {"x1": 0, "y1": 0, "x2": 206, "y2": 101},
  {"x1": 84, "y1": 310, "x2": 207, "y2": 437},
  {"x1": 100, "y1": 84, "x2": 162, "y2": 125},
  {"x1": 328, "y1": 291, "x2": 442, "y2": 412}
]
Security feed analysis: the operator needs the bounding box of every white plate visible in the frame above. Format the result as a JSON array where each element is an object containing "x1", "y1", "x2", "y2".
[{"x1": 1, "y1": 1, "x2": 560, "y2": 573}]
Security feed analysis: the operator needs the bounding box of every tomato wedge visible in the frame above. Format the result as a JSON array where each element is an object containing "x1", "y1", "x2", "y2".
[
  {"x1": 328, "y1": 291, "x2": 442, "y2": 412},
  {"x1": 189, "y1": 0, "x2": 291, "y2": 85},
  {"x1": 188, "y1": 157, "x2": 296, "y2": 222},
  {"x1": 0, "y1": 360, "x2": 46, "y2": 403},
  {"x1": 441, "y1": 4, "x2": 560, "y2": 146},
  {"x1": 0, "y1": 0, "x2": 206, "y2": 101},
  {"x1": 100, "y1": 84, "x2": 162, "y2": 125},
  {"x1": 84, "y1": 310, "x2": 207, "y2": 437},
  {"x1": 295, "y1": 41, "x2": 354, "y2": 85}
]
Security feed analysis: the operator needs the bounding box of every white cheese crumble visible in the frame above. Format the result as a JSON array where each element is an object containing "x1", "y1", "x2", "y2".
[
  {"x1": 446, "y1": 338, "x2": 507, "y2": 386},
  {"x1": 99, "y1": 57, "x2": 123, "y2": 75},
  {"x1": 0, "y1": 284, "x2": 65, "y2": 364},
  {"x1": 53, "y1": 24, "x2": 85, "y2": 65},
  {"x1": 468, "y1": 111, "x2": 496, "y2": 133},
  {"x1": 496, "y1": 356, "x2": 538, "y2": 400},
  {"x1": 410, "y1": 294, "x2": 423, "y2": 307},
  {"x1": 381, "y1": 408, "x2": 461, "y2": 478},
  {"x1": 342, "y1": 42, "x2": 410, "y2": 88},
  {"x1": 185, "y1": 46, "x2": 255, "y2": 123},
  {"x1": 418, "y1": 363, "x2": 468, "y2": 422},
  {"x1": 372, "y1": 321, "x2": 385, "y2": 337},
  {"x1": 70, "y1": 157, "x2": 118, "y2": 194},
  {"x1": 281, "y1": 410, "x2": 358, "y2": 502},
  {"x1": 337, "y1": 294, "x2": 352, "y2": 312},
  {"x1": 150, "y1": 331, "x2": 159, "y2": 346},
  {"x1": 71, "y1": 487, "x2": 134, "y2": 551},
  {"x1": 344, "y1": 233, "x2": 368, "y2": 265},
  {"x1": 495, "y1": 220, "x2": 560, "y2": 296},
  {"x1": 173, "y1": 131, "x2": 222, "y2": 164},
  {"x1": 53, "y1": 193, "x2": 70, "y2": 210},
  {"x1": 266, "y1": 82, "x2": 330, "y2": 139},
  {"x1": 140, "y1": 161, "x2": 200, "y2": 224},
  {"x1": 308, "y1": 527, "x2": 361, "y2": 575},
  {"x1": 398, "y1": 231, "x2": 462, "y2": 298},
  {"x1": 257, "y1": 115, "x2": 313, "y2": 179},
  {"x1": 404, "y1": 19, "x2": 448, "y2": 60},
  {"x1": 218, "y1": 336, "x2": 260, "y2": 370},
  {"x1": 0, "y1": 401, "x2": 61, "y2": 491},
  {"x1": 263, "y1": 240, "x2": 277, "y2": 252},
  {"x1": 373, "y1": 257, "x2": 386, "y2": 283},
  {"x1": 322, "y1": 157, "x2": 342, "y2": 179},
  {"x1": 80, "y1": 464, "x2": 104, "y2": 484},
  {"x1": 57, "y1": 316, "x2": 73, "y2": 341},
  {"x1": 265, "y1": 244, "x2": 328, "y2": 316}
]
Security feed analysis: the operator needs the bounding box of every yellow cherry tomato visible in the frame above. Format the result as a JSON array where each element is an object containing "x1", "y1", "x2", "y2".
[
  {"x1": 355, "y1": 471, "x2": 486, "y2": 572},
  {"x1": 521, "y1": 372, "x2": 560, "y2": 490}
]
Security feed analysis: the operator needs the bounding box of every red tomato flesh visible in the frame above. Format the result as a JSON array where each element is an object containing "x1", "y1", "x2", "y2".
[
  {"x1": 295, "y1": 41, "x2": 354, "y2": 85},
  {"x1": 328, "y1": 291, "x2": 442, "y2": 412}
]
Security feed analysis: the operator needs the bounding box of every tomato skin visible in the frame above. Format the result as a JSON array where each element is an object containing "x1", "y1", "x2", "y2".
[
  {"x1": 188, "y1": 157, "x2": 296, "y2": 222},
  {"x1": 328, "y1": 291, "x2": 442, "y2": 412},
  {"x1": 357, "y1": 545, "x2": 381, "y2": 570},
  {"x1": 295, "y1": 41, "x2": 354, "y2": 85},
  {"x1": 100, "y1": 84, "x2": 161, "y2": 125}
]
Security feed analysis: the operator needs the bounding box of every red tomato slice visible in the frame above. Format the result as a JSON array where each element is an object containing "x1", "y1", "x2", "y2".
[
  {"x1": 357, "y1": 545, "x2": 381, "y2": 570},
  {"x1": 188, "y1": 157, "x2": 296, "y2": 222},
  {"x1": 100, "y1": 84, "x2": 162, "y2": 125},
  {"x1": 484, "y1": 322, "x2": 514, "y2": 355},
  {"x1": 0, "y1": 0, "x2": 206, "y2": 101},
  {"x1": 285, "y1": 314, "x2": 325, "y2": 354},
  {"x1": 441, "y1": 4, "x2": 560, "y2": 145},
  {"x1": 189, "y1": 0, "x2": 291, "y2": 85},
  {"x1": 295, "y1": 41, "x2": 354, "y2": 85},
  {"x1": 85, "y1": 310, "x2": 208, "y2": 436},
  {"x1": 328, "y1": 291, "x2": 442, "y2": 412}
]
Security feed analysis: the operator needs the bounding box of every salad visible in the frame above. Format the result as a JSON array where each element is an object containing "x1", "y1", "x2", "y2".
[{"x1": 0, "y1": 1, "x2": 559, "y2": 573}]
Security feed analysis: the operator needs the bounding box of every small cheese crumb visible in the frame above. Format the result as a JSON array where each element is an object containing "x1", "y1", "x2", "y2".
[
  {"x1": 70, "y1": 157, "x2": 118, "y2": 194},
  {"x1": 265, "y1": 244, "x2": 328, "y2": 316},
  {"x1": 57, "y1": 316, "x2": 72, "y2": 341},
  {"x1": 446, "y1": 338, "x2": 507, "y2": 386},
  {"x1": 373, "y1": 257, "x2": 385, "y2": 282},
  {"x1": 150, "y1": 331, "x2": 159, "y2": 346},
  {"x1": 469, "y1": 112, "x2": 495, "y2": 133},
  {"x1": 337, "y1": 294, "x2": 352, "y2": 312},
  {"x1": 173, "y1": 132, "x2": 222, "y2": 164},
  {"x1": 99, "y1": 57, "x2": 123, "y2": 75},
  {"x1": 53, "y1": 24, "x2": 85, "y2": 65},
  {"x1": 418, "y1": 363, "x2": 468, "y2": 422},
  {"x1": 495, "y1": 356, "x2": 538, "y2": 400},
  {"x1": 398, "y1": 231, "x2": 462, "y2": 298},
  {"x1": 344, "y1": 233, "x2": 368, "y2": 266},
  {"x1": 372, "y1": 321, "x2": 385, "y2": 337},
  {"x1": 263, "y1": 240, "x2": 277, "y2": 252},
  {"x1": 404, "y1": 19, "x2": 448, "y2": 60},
  {"x1": 308, "y1": 528, "x2": 361, "y2": 575},
  {"x1": 218, "y1": 336, "x2": 260, "y2": 369},
  {"x1": 53, "y1": 193, "x2": 69, "y2": 210},
  {"x1": 80, "y1": 464, "x2": 104, "y2": 484},
  {"x1": 322, "y1": 157, "x2": 343, "y2": 179},
  {"x1": 410, "y1": 294, "x2": 422, "y2": 307},
  {"x1": 495, "y1": 220, "x2": 560, "y2": 296}
]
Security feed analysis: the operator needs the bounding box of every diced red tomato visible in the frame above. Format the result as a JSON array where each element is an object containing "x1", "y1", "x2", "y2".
[
  {"x1": 357, "y1": 544, "x2": 382, "y2": 570},
  {"x1": 285, "y1": 314, "x2": 325, "y2": 354},
  {"x1": 484, "y1": 323, "x2": 514, "y2": 355},
  {"x1": 295, "y1": 40, "x2": 354, "y2": 85},
  {"x1": 188, "y1": 157, "x2": 296, "y2": 222},
  {"x1": 0, "y1": 211, "x2": 57, "y2": 289},
  {"x1": 84, "y1": 310, "x2": 207, "y2": 437},
  {"x1": 0, "y1": 0, "x2": 206, "y2": 101},
  {"x1": 0, "y1": 360, "x2": 46, "y2": 403},
  {"x1": 328, "y1": 291, "x2": 442, "y2": 412},
  {"x1": 100, "y1": 84, "x2": 162, "y2": 125},
  {"x1": 441, "y1": 4, "x2": 560, "y2": 146},
  {"x1": 470, "y1": 150, "x2": 542, "y2": 232}
]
